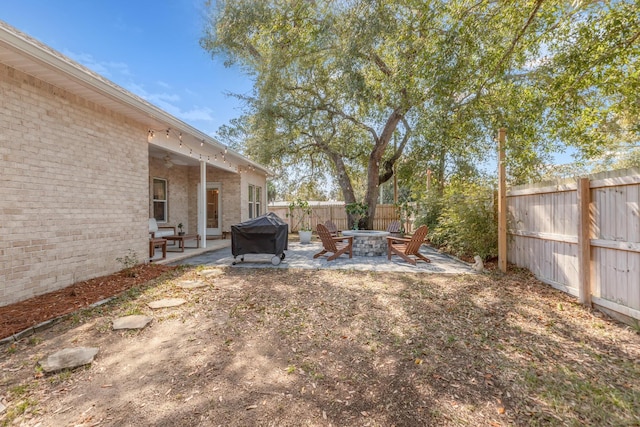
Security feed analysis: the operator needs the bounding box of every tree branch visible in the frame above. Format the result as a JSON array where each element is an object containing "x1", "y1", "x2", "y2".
[
  {"x1": 476, "y1": 0, "x2": 545, "y2": 96},
  {"x1": 379, "y1": 117, "x2": 412, "y2": 184}
]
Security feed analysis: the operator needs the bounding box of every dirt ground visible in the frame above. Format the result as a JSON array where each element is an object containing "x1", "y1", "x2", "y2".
[{"x1": 1, "y1": 265, "x2": 639, "y2": 426}]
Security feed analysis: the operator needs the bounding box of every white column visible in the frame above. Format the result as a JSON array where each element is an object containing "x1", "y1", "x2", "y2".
[{"x1": 199, "y1": 160, "x2": 207, "y2": 248}]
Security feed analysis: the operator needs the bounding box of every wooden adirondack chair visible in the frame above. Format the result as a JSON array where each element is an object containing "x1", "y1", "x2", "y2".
[
  {"x1": 386, "y1": 225, "x2": 430, "y2": 265},
  {"x1": 314, "y1": 223, "x2": 353, "y2": 261},
  {"x1": 386, "y1": 220, "x2": 401, "y2": 234},
  {"x1": 324, "y1": 220, "x2": 341, "y2": 237}
]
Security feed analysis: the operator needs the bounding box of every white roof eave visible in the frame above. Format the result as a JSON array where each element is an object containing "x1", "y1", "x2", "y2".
[{"x1": 0, "y1": 20, "x2": 272, "y2": 176}]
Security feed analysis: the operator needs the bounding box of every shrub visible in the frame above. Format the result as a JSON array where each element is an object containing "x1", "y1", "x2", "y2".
[
  {"x1": 414, "y1": 191, "x2": 444, "y2": 232},
  {"x1": 423, "y1": 180, "x2": 497, "y2": 260},
  {"x1": 116, "y1": 249, "x2": 139, "y2": 277}
]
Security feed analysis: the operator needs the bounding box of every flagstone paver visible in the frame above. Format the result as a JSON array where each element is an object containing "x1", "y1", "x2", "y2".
[
  {"x1": 39, "y1": 347, "x2": 99, "y2": 373},
  {"x1": 198, "y1": 269, "x2": 225, "y2": 278},
  {"x1": 177, "y1": 280, "x2": 207, "y2": 289},
  {"x1": 148, "y1": 298, "x2": 186, "y2": 309},
  {"x1": 112, "y1": 315, "x2": 153, "y2": 330}
]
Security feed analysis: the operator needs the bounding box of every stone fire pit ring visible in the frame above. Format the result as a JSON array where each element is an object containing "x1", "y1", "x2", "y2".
[{"x1": 341, "y1": 230, "x2": 390, "y2": 257}]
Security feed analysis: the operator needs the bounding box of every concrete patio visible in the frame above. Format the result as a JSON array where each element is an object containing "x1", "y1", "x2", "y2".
[{"x1": 150, "y1": 238, "x2": 231, "y2": 265}]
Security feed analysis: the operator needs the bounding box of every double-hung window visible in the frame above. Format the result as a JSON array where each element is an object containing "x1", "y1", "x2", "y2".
[
  {"x1": 248, "y1": 184, "x2": 255, "y2": 219},
  {"x1": 255, "y1": 187, "x2": 262, "y2": 217},
  {"x1": 153, "y1": 178, "x2": 168, "y2": 222}
]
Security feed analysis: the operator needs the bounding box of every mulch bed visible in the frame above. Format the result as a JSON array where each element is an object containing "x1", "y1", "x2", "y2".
[{"x1": 0, "y1": 264, "x2": 175, "y2": 340}]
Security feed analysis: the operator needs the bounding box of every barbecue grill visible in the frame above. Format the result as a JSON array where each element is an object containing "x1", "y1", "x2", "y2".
[{"x1": 231, "y1": 212, "x2": 288, "y2": 265}]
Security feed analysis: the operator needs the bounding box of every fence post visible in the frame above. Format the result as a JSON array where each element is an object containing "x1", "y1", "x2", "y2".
[
  {"x1": 577, "y1": 177, "x2": 592, "y2": 306},
  {"x1": 498, "y1": 128, "x2": 507, "y2": 273}
]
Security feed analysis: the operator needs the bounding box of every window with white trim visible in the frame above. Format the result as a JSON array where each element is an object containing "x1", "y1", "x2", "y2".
[
  {"x1": 152, "y1": 178, "x2": 167, "y2": 222},
  {"x1": 248, "y1": 184, "x2": 255, "y2": 219},
  {"x1": 255, "y1": 186, "x2": 262, "y2": 217}
]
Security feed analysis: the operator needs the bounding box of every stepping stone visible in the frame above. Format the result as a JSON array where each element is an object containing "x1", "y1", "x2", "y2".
[
  {"x1": 40, "y1": 347, "x2": 99, "y2": 373},
  {"x1": 177, "y1": 280, "x2": 207, "y2": 289},
  {"x1": 148, "y1": 298, "x2": 186, "y2": 309},
  {"x1": 112, "y1": 315, "x2": 153, "y2": 330},
  {"x1": 199, "y1": 269, "x2": 224, "y2": 278}
]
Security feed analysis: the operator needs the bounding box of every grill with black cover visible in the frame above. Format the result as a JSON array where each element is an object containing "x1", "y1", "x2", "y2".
[{"x1": 231, "y1": 212, "x2": 288, "y2": 265}]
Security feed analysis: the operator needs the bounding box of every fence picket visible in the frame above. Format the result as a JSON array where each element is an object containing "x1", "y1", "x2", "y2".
[
  {"x1": 268, "y1": 203, "x2": 408, "y2": 234},
  {"x1": 507, "y1": 168, "x2": 640, "y2": 322}
]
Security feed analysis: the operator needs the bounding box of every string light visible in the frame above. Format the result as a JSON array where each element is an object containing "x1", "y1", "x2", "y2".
[{"x1": 147, "y1": 126, "x2": 248, "y2": 174}]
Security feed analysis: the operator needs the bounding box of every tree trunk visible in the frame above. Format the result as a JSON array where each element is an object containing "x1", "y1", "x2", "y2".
[
  {"x1": 327, "y1": 150, "x2": 358, "y2": 228},
  {"x1": 363, "y1": 108, "x2": 405, "y2": 229}
]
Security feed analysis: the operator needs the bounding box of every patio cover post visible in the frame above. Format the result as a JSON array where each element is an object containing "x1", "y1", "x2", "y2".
[{"x1": 199, "y1": 160, "x2": 207, "y2": 247}]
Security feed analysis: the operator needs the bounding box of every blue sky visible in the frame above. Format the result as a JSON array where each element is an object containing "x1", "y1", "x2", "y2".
[{"x1": 0, "y1": 0, "x2": 253, "y2": 137}]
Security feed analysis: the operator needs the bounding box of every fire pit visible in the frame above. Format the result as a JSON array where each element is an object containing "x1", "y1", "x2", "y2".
[{"x1": 341, "y1": 230, "x2": 390, "y2": 256}]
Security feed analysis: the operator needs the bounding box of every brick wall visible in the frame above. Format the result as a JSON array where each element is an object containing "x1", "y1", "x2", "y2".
[
  {"x1": 149, "y1": 157, "x2": 189, "y2": 231},
  {"x1": 186, "y1": 166, "x2": 241, "y2": 234},
  {"x1": 0, "y1": 64, "x2": 148, "y2": 307}
]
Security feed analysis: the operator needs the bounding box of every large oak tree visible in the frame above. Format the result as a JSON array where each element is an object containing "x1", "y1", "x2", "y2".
[{"x1": 202, "y1": 0, "x2": 639, "y2": 228}]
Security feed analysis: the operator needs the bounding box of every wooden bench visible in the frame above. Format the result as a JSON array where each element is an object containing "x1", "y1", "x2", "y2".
[{"x1": 149, "y1": 238, "x2": 167, "y2": 260}]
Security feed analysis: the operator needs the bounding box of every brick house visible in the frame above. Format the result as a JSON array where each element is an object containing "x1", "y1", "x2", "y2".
[{"x1": 0, "y1": 22, "x2": 269, "y2": 306}]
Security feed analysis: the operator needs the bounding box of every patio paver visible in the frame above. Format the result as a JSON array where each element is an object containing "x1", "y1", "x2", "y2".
[{"x1": 173, "y1": 241, "x2": 474, "y2": 274}]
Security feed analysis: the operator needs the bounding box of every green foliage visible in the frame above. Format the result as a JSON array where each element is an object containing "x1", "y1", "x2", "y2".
[
  {"x1": 414, "y1": 191, "x2": 444, "y2": 232},
  {"x1": 287, "y1": 199, "x2": 312, "y2": 231},
  {"x1": 203, "y1": 0, "x2": 639, "y2": 210},
  {"x1": 345, "y1": 202, "x2": 368, "y2": 230},
  {"x1": 393, "y1": 201, "x2": 415, "y2": 233},
  {"x1": 115, "y1": 250, "x2": 139, "y2": 277},
  {"x1": 425, "y1": 181, "x2": 497, "y2": 260}
]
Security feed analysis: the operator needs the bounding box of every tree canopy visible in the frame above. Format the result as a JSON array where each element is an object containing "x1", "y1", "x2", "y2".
[{"x1": 201, "y1": 0, "x2": 639, "y2": 227}]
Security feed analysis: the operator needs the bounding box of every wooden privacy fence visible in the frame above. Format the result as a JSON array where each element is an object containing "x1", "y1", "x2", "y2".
[
  {"x1": 268, "y1": 203, "x2": 413, "y2": 233},
  {"x1": 507, "y1": 168, "x2": 640, "y2": 322}
]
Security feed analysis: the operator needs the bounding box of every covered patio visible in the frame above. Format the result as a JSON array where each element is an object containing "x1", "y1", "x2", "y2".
[
  {"x1": 146, "y1": 118, "x2": 269, "y2": 252},
  {"x1": 149, "y1": 237, "x2": 230, "y2": 265}
]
